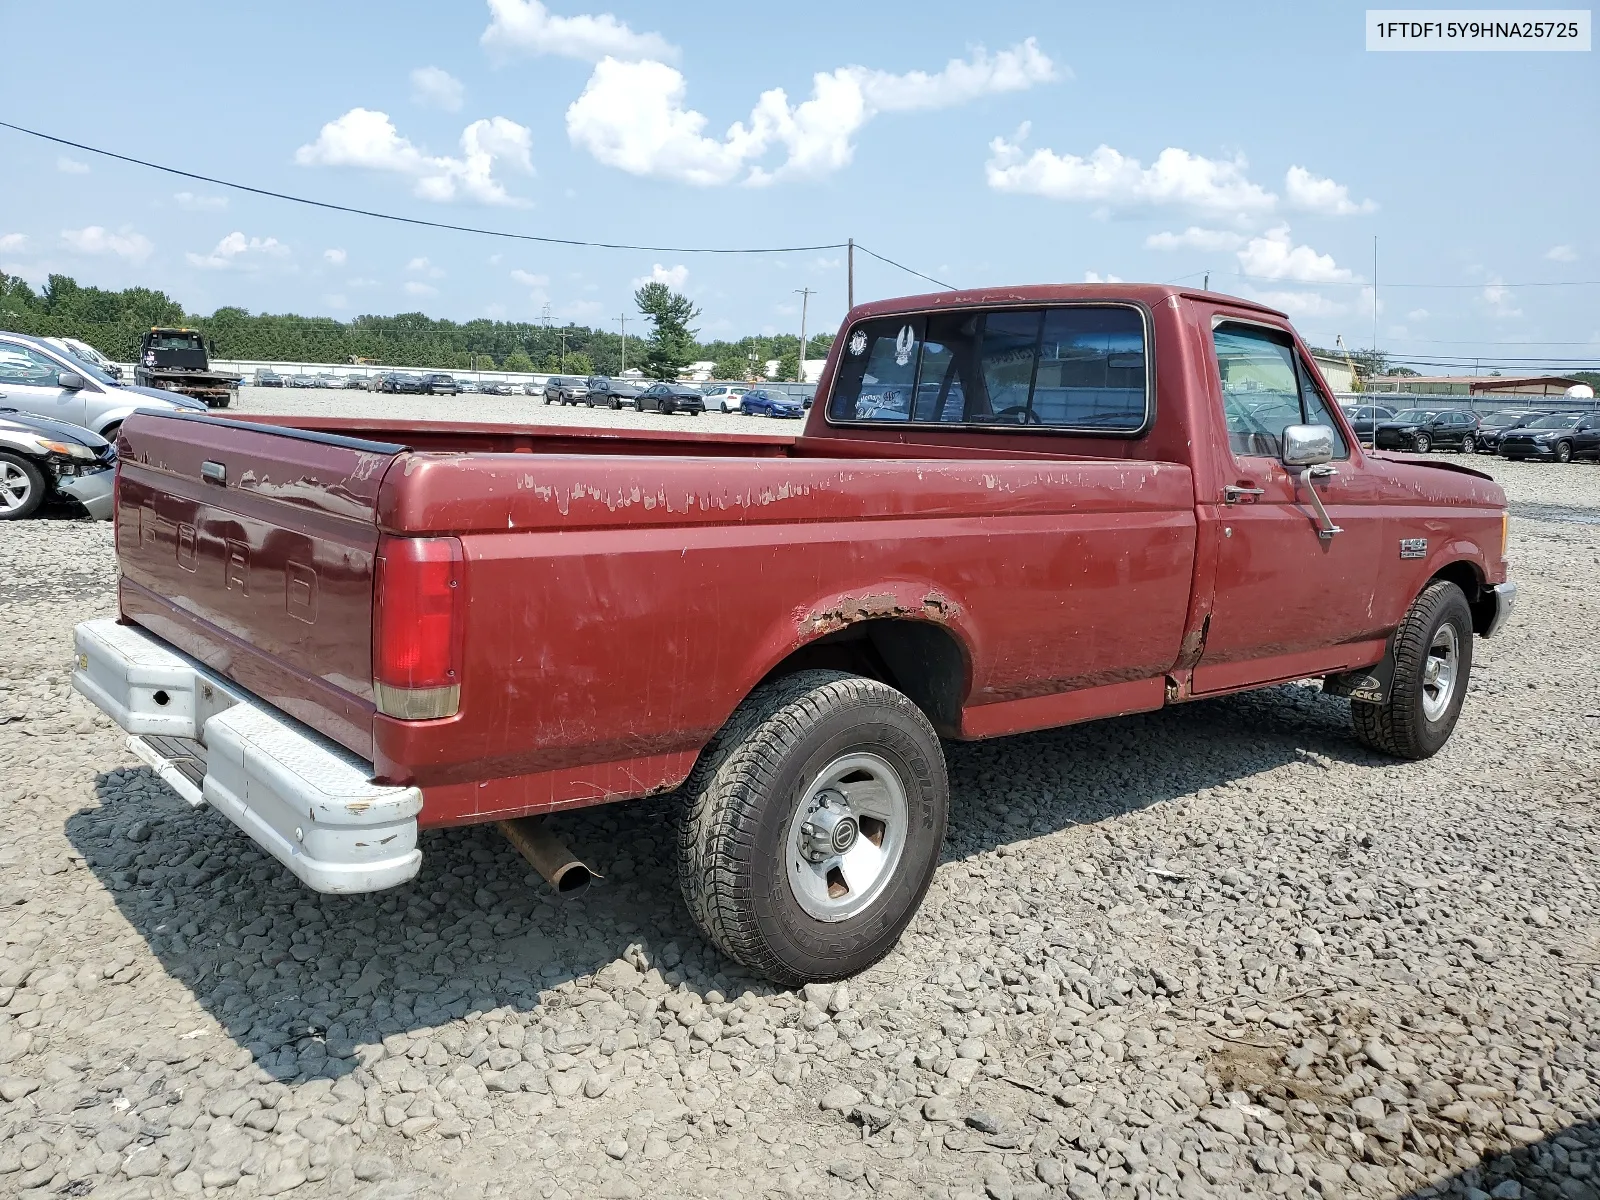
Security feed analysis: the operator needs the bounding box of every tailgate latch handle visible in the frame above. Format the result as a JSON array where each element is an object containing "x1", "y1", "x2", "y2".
[{"x1": 201, "y1": 461, "x2": 227, "y2": 486}]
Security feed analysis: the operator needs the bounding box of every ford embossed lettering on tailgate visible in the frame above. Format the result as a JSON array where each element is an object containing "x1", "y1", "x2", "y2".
[{"x1": 115, "y1": 412, "x2": 405, "y2": 757}]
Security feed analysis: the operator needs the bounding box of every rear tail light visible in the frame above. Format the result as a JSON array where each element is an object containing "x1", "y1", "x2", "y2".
[{"x1": 373, "y1": 535, "x2": 465, "y2": 720}]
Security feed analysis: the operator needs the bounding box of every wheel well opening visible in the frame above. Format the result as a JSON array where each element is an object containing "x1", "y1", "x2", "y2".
[
  {"x1": 1430, "y1": 561, "x2": 1494, "y2": 635},
  {"x1": 757, "y1": 619, "x2": 969, "y2": 735}
]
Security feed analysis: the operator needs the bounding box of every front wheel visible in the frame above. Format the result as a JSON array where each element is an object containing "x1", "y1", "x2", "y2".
[
  {"x1": 634, "y1": 398, "x2": 644, "y2": 412},
  {"x1": 1413, "y1": 433, "x2": 1431, "y2": 454},
  {"x1": 0, "y1": 453, "x2": 47, "y2": 520},
  {"x1": 677, "y1": 670, "x2": 948, "y2": 986},
  {"x1": 1460, "y1": 433, "x2": 1474, "y2": 454},
  {"x1": 1351, "y1": 580, "x2": 1474, "y2": 760},
  {"x1": 1555, "y1": 440, "x2": 1573, "y2": 463}
]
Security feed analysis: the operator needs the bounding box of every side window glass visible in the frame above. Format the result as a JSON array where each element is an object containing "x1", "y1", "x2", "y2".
[
  {"x1": 975, "y1": 311, "x2": 1041, "y2": 423},
  {"x1": 1212, "y1": 326, "x2": 1303, "y2": 458},
  {"x1": 0, "y1": 344, "x2": 60, "y2": 386},
  {"x1": 829, "y1": 316, "x2": 923, "y2": 422},
  {"x1": 1033, "y1": 306, "x2": 1147, "y2": 429},
  {"x1": 1298, "y1": 364, "x2": 1350, "y2": 458}
]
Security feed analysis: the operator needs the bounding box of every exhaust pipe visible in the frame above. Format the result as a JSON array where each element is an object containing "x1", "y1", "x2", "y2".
[{"x1": 498, "y1": 817, "x2": 597, "y2": 896}]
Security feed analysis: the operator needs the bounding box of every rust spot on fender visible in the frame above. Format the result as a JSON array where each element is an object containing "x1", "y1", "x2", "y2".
[{"x1": 804, "y1": 590, "x2": 959, "y2": 638}]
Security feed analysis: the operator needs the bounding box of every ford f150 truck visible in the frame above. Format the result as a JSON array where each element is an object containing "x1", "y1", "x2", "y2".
[{"x1": 72, "y1": 284, "x2": 1516, "y2": 986}]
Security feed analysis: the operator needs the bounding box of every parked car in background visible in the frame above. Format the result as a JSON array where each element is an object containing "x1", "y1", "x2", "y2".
[
  {"x1": 379, "y1": 372, "x2": 426, "y2": 394},
  {"x1": 701, "y1": 384, "x2": 750, "y2": 412},
  {"x1": 1339, "y1": 403, "x2": 1395, "y2": 445},
  {"x1": 1497, "y1": 411, "x2": 1600, "y2": 462},
  {"x1": 522, "y1": 380, "x2": 544, "y2": 396},
  {"x1": 316, "y1": 373, "x2": 344, "y2": 389},
  {"x1": 344, "y1": 374, "x2": 370, "y2": 390},
  {"x1": 422, "y1": 373, "x2": 459, "y2": 396},
  {"x1": 740, "y1": 389, "x2": 804, "y2": 419},
  {"x1": 255, "y1": 369, "x2": 285, "y2": 387},
  {"x1": 637, "y1": 382, "x2": 705, "y2": 414},
  {"x1": 1474, "y1": 410, "x2": 1548, "y2": 454},
  {"x1": 0, "y1": 330, "x2": 206, "y2": 439},
  {"x1": 482, "y1": 381, "x2": 515, "y2": 397},
  {"x1": 43, "y1": 337, "x2": 123, "y2": 381},
  {"x1": 1373, "y1": 408, "x2": 1480, "y2": 454},
  {"x1": 587, "y1": 376, "x2": 647, "y2": 408},
  {"x1": 545, "y1": 375, "x2": 588, "y2": 404},
  {"x1": 0, "y1": 409, "x2": 117, "y2": 520}
]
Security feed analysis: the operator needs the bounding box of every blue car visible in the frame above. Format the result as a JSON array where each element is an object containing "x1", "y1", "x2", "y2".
[{"x1": 739, "y1": 389, "x2": 804, "y2": 419}]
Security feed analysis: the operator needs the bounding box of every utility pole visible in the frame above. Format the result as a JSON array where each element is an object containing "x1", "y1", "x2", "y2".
[
  {"x1": 1203, "y1": 271, "x2": 1209, "y2": 291},
  {"x1": 559, "y1": 326, "x2": 568, "y2": 373},
  {"x1": 794, "y1": 288, "x2": 815, "y2": 384},
  {"x1": 614, "y1": 313, "x2": 628, "y2": 374},
  {"x1": 1372, "y1": 235, "x2": 1379, "y2": 357},
  {"x1": 847, "y1": 239, "x2": 854, "y2": 310}
]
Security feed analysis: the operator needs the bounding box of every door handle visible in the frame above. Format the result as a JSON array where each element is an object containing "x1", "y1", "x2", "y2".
[{"x1": 1223, "y1": 484, "x2": 1265, "y2": 503}]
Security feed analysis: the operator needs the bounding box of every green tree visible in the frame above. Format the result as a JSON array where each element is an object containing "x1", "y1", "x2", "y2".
[
  {"x1": 502, "y1": 350, "x2": 536, "y2": 372},
  {"x1": 711, "y1": 351, "x2": 747, "y2": 381},
  {"x1": 776, "y1": 349, "x2": 799, "y2": 382},
  {"x1": 563, "y1": 351, "x2": 595, "y2": 376},
  {"x1": 634, "y1": 282, "x2": 700, "y2": 381}
]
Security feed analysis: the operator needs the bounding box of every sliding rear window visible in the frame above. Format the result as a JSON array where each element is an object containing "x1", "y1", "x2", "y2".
[{"x1": 827, "y1": 304, "x2": 1150, "y2": 434}]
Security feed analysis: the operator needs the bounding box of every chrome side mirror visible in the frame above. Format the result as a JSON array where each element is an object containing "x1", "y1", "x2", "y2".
[
  {"x1": 1282, "y1": 423, "x2": 1334, "y2": 466},
  {"x1": 57, "y1": 371, "x2": 85, "y2": 391}
]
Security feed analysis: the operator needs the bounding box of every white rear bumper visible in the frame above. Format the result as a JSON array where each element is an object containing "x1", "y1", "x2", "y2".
[{"x1": 72, "y1": 617, "x2": 422, "y2": 893}]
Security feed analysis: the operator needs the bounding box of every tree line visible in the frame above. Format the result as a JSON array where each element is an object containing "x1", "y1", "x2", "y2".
[{"x1": 0, "y1": 272, "x2": 835, "y2": 381}]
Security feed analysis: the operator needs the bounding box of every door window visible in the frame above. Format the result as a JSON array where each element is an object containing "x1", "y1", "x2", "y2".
[
  {"x1": 1297, "y1": 361, "x2": 1349, "y2": 458},
  {"x1": 1212, "y1": 324, "x2": 1350, "y2": 459},
  {"x1": 0, "y1": 343, "x2": 61, "y2": 387}
]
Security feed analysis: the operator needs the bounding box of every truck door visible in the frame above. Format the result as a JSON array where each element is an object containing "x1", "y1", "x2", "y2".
[
  {"x1": 0, "y1": 340, "x2": 86, "y2": 428},
  {"x1": 1193, "y1": 321, "x2": 1389, "y2": 694}
]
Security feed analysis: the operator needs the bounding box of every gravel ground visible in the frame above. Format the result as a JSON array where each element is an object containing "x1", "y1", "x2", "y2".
[{"x1": 0, "y1": 444, "x2": 1597, "y2": 1200}]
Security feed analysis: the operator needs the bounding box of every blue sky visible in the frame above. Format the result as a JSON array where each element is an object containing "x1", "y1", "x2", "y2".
[{"x1": 1, "y1": 0, "x2": 1595, "y2": 365}]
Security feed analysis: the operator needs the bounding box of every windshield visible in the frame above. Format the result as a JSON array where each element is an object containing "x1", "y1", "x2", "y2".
[
  {"x1": 52, "y1": 347, "x2": 119, "y2": 386},
  {"x1": 1392, "y1": 409, "x2": 1436, "y2": 422},
  {"x1": 1526, "y1": 413, "x2": 1581, "y2": 429}
]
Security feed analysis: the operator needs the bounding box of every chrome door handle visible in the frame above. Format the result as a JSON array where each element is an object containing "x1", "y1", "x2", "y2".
[{"x1": 1223, "y1": 484, "x2": 1265, "y2": 503}]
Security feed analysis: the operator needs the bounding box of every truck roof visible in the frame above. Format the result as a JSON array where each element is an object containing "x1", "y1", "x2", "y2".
[{"x1": 848, "y1": 283, "x2": 1289, "y2": 322}]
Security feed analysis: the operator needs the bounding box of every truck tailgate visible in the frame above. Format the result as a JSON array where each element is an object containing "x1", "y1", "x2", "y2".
[{"x1": 115, "y1": 412, "x2": 405, "y2": 757}]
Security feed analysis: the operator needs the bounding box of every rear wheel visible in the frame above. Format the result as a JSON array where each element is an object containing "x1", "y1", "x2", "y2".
[
  {"x1": 1351, "y1": 580, "x2": 1473, "y2": 760},
  {"x1": 1460, "y1": 433, "x2": 1474, "y2": 454},
  {"x1": 677, "y1": 670, "x2": 948, "y2": 985},
  {"x1": 0, "y1": 453, "x2": 46, "y2": 520},
  {"x1": 634, "y1": 398, "x2": 645, "y2": 412}
]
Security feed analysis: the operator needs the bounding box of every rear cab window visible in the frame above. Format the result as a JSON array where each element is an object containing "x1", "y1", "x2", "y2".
[{"x1": 827, "y1": 304, "x2": 1151, "y2": 434}]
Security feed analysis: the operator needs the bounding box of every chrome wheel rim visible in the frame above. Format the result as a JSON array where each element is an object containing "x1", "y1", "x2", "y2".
[
  {"x1": 0, "y1": 462, "x2": 33, "y2": 513},
  {"x1": 785, "y1": 752, "x2": 908, "y2": 922},
  {"x1": 1421, "y1": 623, "x2": 1459, "y2": 722}
]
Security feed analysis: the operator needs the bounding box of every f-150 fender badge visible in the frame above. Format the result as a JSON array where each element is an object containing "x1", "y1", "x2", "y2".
[{"x1": 1399, "y1": 538, "x2": 1427, "y2": 559}]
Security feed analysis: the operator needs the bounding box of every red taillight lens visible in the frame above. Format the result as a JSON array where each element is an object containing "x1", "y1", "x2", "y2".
[{"x1": 373, "y1": 536, "x2": 464, "y2": 719}]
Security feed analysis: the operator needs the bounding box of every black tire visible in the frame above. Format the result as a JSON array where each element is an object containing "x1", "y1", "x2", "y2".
[
  {"x1": 1460, "y1": 433, "x2": 1474, "y2": 454},
  {"x1": 677, "y1": 670, "x2": 948, "y2": 986},
  {"x1": 1555, "y1": 440, "x2": 1572, "y2": 463},
  {"x1": 634, "y1": 398, "x2": 644, "y2": 413},
  {"x1": 0, "y1": 452, "x2": 47, "y2": 520},
  {"x1": 1351, "y1": 580, "x2": 1474, "y2": 760},
  {"x1": 1413, "y1": 433, "x2": 1431, "y2": 454}
]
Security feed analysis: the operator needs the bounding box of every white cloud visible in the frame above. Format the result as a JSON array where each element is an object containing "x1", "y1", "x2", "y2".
[
  {"x1": 324, "y1": 248, "x2": 347, "y2": 265},
  {"x1": 174, "y1": 191, "x2": 228, "y2": 211},
  {"x1": 1144, "y1": 226, "x2": 1246, "y2": 252},
  {"x1": 61, "y1": 225, "x2": 153, "y2": 263},
  {"x1": 568, "y1": 40, "x2": 1055, "y2": 187},
  {"x1": 185, "y1": 231, "x2": 289, "y2": 270},
  {"x1": 1235, "y1": 225, "x2": 1352, "y2": 283},
  {"x1": 563, "y1": 299, "x2": 603, "y2": 319},
  {"x1": 985, "y1": 130, "x2": 1276, "y2": 218},
  {"x1": 0, "y1": 233, "x2": 29, "y2": 253},
  {"x1": 481, "y1": 0, "x2": 677, "y2": 63},
  {"x1": 1407, "y1": 307, "x2": 1430, "y2": 321},
  {"x1": 407, "y1": 256, "x2": 445, "y2": 277},
  {"x1": 57, "y1": 157, "x2": 89, "y2": 175},
  {"x1": 510, "y1": 268, "x2": 549, "y2": 287},
  {"x1": 1082, "y1": 271, "x2": 1123, "y2": 283},
  {"x1": 1545, "y1": 244, "x2": 1577, "y2": 263},
  {"x1": 296, "y1": 108, "x2": 533, "y2": 205},
  {"x1": 404, "y1": 280, "x2": 438, "y2": 297},
  {"x1": 1283, "y1": 166, "x2": 1375, "y2": 216},
  {"x1": 411, "y1": 66, "x2": 465, "y2": 112},
  {"x1": 324, "y1": 293, "x2": 349, "y2": 310},
  {"x1": 631, "y1": 263, "x2": 688, "y2": 289},
  {"x1": 1482, "y1": 278, "x2": 1522, "y2": 319}
]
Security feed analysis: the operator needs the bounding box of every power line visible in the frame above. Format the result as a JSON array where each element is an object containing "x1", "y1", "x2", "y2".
[
  {"x1": 0, "y1": 119, "x2": 845, "y2": 256},
  {"x1": 854, "y1": 245, "x2": 956, "y2": 291}
]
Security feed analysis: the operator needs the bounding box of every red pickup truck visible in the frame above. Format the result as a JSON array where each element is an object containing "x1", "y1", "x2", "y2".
[{"x1": 72, "y1": 284, "x2": 1515, "y2": 986}]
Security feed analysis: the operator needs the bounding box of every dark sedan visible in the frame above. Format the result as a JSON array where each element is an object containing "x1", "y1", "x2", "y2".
[
  {"x1": 1339, "y1": 403, "x2": 1395, "y2": 446},
  {"x1": 740, "y1": 389, "x2": 804, "y2": 419},
  {"x1": 378, "y1": 372, "x2": 427, "y2": 394},
  {"x1": 1498, "y1": 411, "x2": 1600, "y2": 462},
  {"x1": 422, "y1": 373, "x2": 459, "y2": 395},
  {"x1": 1372, "y1": 408, "x2": 1480, "y2": 454},
  {"x1": 636, "y1": 383, "x2": 704, "y2": 415},
  {"x1": 587, "y1": 376, "x2": 647, "y2": 408},
  {"x1": 1473, "y1": 410, "x2": 1547, "y2": 453},
  {"x1": 254, "y1": 369, "x2": 285, "y2": 387}
]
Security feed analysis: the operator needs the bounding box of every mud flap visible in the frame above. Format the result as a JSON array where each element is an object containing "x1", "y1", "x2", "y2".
[{"x1": 1322, "y1": 633, "x2": 1397, "y2": 704}]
